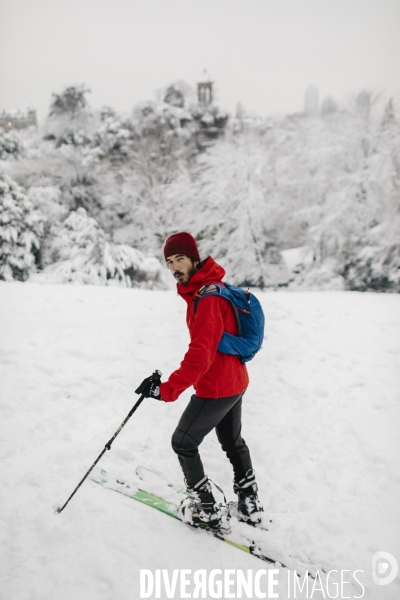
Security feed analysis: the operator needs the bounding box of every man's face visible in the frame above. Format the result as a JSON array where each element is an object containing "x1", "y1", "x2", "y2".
[{"x1": 166, "y1": 254, "x2": 199, "y2": 284}]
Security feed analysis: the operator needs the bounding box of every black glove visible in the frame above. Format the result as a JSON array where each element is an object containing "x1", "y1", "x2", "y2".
[{"x1": 135, "y1": 370, "x2": 163, "y2": 401}]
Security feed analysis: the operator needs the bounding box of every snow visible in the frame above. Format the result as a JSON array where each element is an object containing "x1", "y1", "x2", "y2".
[{"x1": 0, "y1": 282, "x2": 399, "y2": 600}]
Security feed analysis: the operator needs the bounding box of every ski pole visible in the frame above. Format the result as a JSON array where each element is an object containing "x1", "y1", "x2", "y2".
[{"x1": 56, "y1": 370, "x2": 162, "y2": 514}]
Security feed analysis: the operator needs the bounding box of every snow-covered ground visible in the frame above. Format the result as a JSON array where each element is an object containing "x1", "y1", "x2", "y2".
[{"x1": 0, "y1": 282, "x2": 399, "y2": 600}]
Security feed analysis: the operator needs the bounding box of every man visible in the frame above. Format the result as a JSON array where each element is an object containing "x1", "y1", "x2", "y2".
[{"x1": 138, "y1": 232, "x2": 263, "y2": 530}]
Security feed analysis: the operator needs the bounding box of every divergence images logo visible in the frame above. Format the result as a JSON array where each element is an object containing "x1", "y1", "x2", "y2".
[{"x1": 372, "y1": 551, "x2": 398, "y2": 586}]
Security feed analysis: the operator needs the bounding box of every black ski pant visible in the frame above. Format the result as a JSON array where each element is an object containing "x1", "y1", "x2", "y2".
[{"x1": 171, "y1": 392, "x2": 252, "y2": 489}]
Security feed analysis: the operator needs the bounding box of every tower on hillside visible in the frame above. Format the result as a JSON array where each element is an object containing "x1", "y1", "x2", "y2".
[
  {"x1": 304, "y1": 85, "x2": 319, "y2": 116},
  {"x1": 197, "y1": 69, "x2": 213, "y2": 105}
]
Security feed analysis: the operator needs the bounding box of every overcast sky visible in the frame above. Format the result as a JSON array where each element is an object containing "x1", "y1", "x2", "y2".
[{"x1": 1, "y1": 0, "x2": 399, "y2": 121}]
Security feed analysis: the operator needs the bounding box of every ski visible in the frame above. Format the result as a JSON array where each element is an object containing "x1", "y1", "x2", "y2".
[
  {"x1": 90, "y1": 467, "x2": 323, "y2": 579},
  {"x1": 133, "y1": 466, "x2": 325, "y2": 575},
  {"x1": 136, "y1": 466, "x2": 269, "y2": 533},
  {"x1": 91, "y1": 467, "x2": 253, "y2": 555}
]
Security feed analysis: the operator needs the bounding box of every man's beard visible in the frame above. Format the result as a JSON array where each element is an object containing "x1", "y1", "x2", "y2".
[
  {"x1": 187, "y1": 264, "x2": 198, "y2": 281},
  {"x1": 174, "y1": 263, "x2": 198, "y2": 284}
]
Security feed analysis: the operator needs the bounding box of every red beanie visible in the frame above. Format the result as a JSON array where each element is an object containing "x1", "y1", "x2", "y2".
[{"x1": 164, "y1": 232, "x2": 200, "y2": 261}]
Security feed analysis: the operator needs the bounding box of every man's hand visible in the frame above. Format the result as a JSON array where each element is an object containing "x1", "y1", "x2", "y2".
[{"x1": 135, "y1": 370, "x2": 163, "y2": 401}]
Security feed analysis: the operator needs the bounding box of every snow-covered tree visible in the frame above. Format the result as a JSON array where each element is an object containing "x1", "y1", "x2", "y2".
[
  {"x1": 342, "y1": 224, "x2": 400, "y2": 292},
  {"x1": 160, "y1": 135, "x2": 288, "y2": 287},
  {"x1": 164, "y1": 85, "x2": 185, "y2": 108},
  {"x1": 0, "y1": 174, "x2": 43, "y2": 281},
  {"x1": 0, "y1": 129, "x2": 23, "y2": 161},
  {"x1": 27, "y1": 185, "x2": 67, "y2": 269},
  {"x1": 45, "y1": 85, "x2": 94, "y2": 147},
  {"x1": 4, "y1": 84, "x2": 399, "y2": 292},
  {"x1": 49, "y1": 85, "x2": 90, "y2": 118},
  {"x1": 161, "y1": 80, "x2": 195, "y2": 108},
  {"x1": 32, "y1": 207, "x2": 165, "y2": 288},
  {"x1": 93, "y1": 108, "x2": 135, "y2": 160},
  {"x1": 302, "y1": 94, "x2": 400, "y2": 290},
  {"x1": 132, "y1": 100, "x2": 196, "y2": 182},
  {"x1": 190, "y1": 102, "x2": 229, "y2": 149}
]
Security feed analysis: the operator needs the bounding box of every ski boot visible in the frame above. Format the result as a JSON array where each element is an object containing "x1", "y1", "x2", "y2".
[
  {"x1": 233, "y1": 469, "x2": 264, "y2": 525},
  {"x1": 178, "y1": 476, "x2": 230, "y2": 533}
]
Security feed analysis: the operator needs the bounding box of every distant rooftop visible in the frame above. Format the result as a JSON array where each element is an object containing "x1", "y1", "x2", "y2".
[{"x1": 0, "y1": 108, "x2": 37, "y2": 130}]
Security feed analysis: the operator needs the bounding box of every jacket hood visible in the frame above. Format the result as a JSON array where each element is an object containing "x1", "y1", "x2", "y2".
[{"x1": 177, "y1": 256, "x2": 225, "y2": 299}]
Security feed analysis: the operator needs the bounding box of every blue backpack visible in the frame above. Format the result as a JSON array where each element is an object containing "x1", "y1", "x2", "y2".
[{"x1": 193, "y1": 282, "x2": 265, "y2": 363}]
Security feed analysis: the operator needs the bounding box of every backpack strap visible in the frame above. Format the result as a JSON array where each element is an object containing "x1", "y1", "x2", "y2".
[
  {"x1": 193, "y1": 284, "x2": 221, "y2": 315},
  {"x1": 193, "y1": 283, "x2": 242, "y2": 336}
]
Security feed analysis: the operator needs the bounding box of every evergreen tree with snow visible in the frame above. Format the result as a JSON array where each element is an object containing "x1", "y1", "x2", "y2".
[
  {"x1": 35, "y1": 207, "x2": 164, "y2": 288},
  {"x1": 0, "y1": 173, "x2": 43, "y2": 281},
  {"x1": 46, "y1": 85, "x2": 94, "y2": 148},
  {"x1": 0, "y1": 130, "x2": 23, "y2": 161},
  {"x1": 49, "y1": 85, "x2": 90, "y2": 118}
]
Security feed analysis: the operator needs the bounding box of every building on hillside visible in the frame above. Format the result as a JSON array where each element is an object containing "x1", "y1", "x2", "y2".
[
  {"x1": 304, "y1": 85, "x2": 319, "y2": 116},
  {"x1": 193, "y1": 70, "x2": 228, "y2": 149},
  {"x1": 197, "y1": 69, "x2": 213, "y2": 105},
  {"x1": 0, "y1": 108, "x2": 37, "y2": 131}
]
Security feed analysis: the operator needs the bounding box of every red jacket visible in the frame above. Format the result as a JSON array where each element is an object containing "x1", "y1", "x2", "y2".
[{"x1": 159, "y1": 257, "x2": 249, "y2": 402}]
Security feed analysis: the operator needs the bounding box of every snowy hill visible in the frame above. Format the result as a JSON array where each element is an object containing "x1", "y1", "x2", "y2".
[{"x1": 0, "y1": 282, "x2": 399, "y2": 600}]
